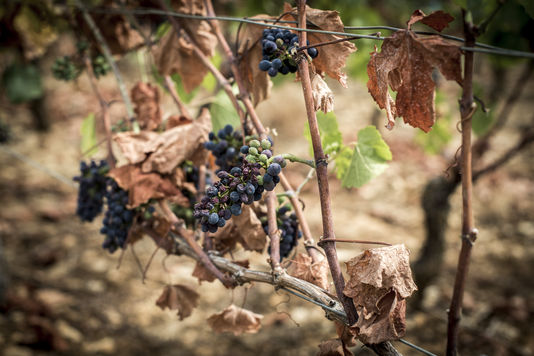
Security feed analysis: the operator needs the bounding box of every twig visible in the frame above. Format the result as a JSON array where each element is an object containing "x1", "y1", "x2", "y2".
[
  {"x1": 75, "y1": 0, "x2": 138, "y2": 132},
  {"x1": 296, "y1": 168, "x2": 315, "y2": 195},
  {"x1": 280, "y1": 153, "x2": 315, "y2": 168},
  {"x1": 318, "y1": 239, "x2": 392, "y2": 246},
  {"x1": 295, "y1": 0, "x2": 358, "y2": 327},
  {"x1": 83, "y1": 55, "x2": 115, "y2": 168},
  {"x1": 158, "y1": 200, "x2": 235, "y2": 288},
  {"x1": 266, "y1": 191, "x2": 281, "y2": 269},
  {"x1": 447, "y1": 11, "x2": 478, "y2": 356},
  {"x1": 157, "y1": 0, "x2": 245, "y2": 122},
  {"x1": 202, "y1": 0, "x2": 305, "y2": 270},
  {"x1": 164, "y1": 75, "x2": 192, "y2": 120}
]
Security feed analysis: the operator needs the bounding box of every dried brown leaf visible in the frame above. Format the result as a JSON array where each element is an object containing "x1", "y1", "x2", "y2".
[
  {"x1": 207, "y1": 304, "x2": 263, "y2": 336},
  {"x1": 418, "y1": 10, "x2": 455, "y2": 32},
  {"x1": 344, "y1": 245, "x2": 417, "y2": 303},
  {"x1": 155, "y1": 284, "x2": 199, "y2": 320},
  {"x1": 192, "y1": 261, "x2": 217, "y2": 284},
  {"x1": 288, "y1": 253, "x2": 329, "y2": 290},
  {"x1": 166, "y1": 115, "x2": 193, "y2": 130},
  {"x1": 237, "y1": 15, "x2": 274, "y2": 106},
  {"x1": 108, "y1": 165, "x2": 185, "y2": 208},
  {"x1": 317, "y1": 338, "x2": 354, "y2": 356},
  {"x1": 113, "y1": 108, "x2": 211, "y2": 174},
  {"x1": 350, "y1": 290, "x2": 407, "y2": 344},
  {"x1": 211, "y1": 206, "x2": 266, "y2": 253},
  {"x1": 131, "y1": 82, "x2": 161, "y2": 131},
  {"x1": 367, "y1": 20, "x2": 462, "y2": 132},
  {"x1": 152, "y1": 0, "x2": 216, "y2": 93},
  {"x1": 311, "y1": 73, "x2": 334, "y2": 113},
  {"x1": 343, "y1": 245, "x2": 416, "y2": 344},
  {"x1": 282, "y1": 3, "x2": 356, "y2": 87},
  {"x1": 80, "y1": 0, "x2": 144, "y2": 55},
  {"x1": 232, "y1": 206, "x2": 267, "y2": 252}
]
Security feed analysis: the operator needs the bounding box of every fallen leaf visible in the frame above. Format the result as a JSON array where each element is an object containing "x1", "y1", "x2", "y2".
[
  {"x1": 317, "y1": 338, "x2": 354, "y2": 356},
  {"x1": 367, "y1": 11, "x2": 462, "y2": 132},
  {"x1": 152, "y1": 0, "x2": 217, "y2": 92},
  {"x1": 343, "y1": 244, "x2": 417, "y2": 344},
  {"x1": 131, "y1": 82, "x2": 162, "y2": 131},
  {"x1": 207, "y1": 304, "x2": 263, "y2": 336},
  {"x1": 282, "y1": 3, "x2": 357, "y2": 87},
  {"x1": 236, "y1": 15, "x2": 274, "y2": 106},
  {"x1": 113, "y1": 108, "x2": 212, "y2": 174},
  {"x1": 311, "y1": 73, "x2": 334, "y2": 113},
  {"x1": 288, "y1": 253, "x2": 329, "y2": 290},
  {"x1": 156, "y1": 284, "x2": 199, "y2": 320},
  {"x1": 109, "y1": 165, "x2": 186, "y2": 208}
]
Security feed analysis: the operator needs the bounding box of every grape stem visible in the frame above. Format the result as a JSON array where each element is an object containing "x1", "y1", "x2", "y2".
[
  {"x1": 278, "y1": 154, "x2": 315, "y2": 168},
  {"x1": 75, "y1": 0, "x2": 139, "y2": 133},
  {"x1": 158, "y1": 200, "x2": 236, "y2": 288},
  {"x1": 83, "y1": 55, "x2": 115, "y2": 168}
]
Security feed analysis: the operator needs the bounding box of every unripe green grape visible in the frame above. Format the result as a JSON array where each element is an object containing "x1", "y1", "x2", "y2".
[
  {"x1": 249, "y1": 139, "x2": 261, "y2": 148},
  {"x1": 261, "y1": 139, "x2": 271, "y2": 149},
  {"x1": 248, "y1": 147, "x2": 258, "y2": 155}
]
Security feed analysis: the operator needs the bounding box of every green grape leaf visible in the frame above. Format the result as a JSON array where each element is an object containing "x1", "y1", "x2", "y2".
[
  {"x1": 334, "y1": 145, "x2": 353, "y2": 180},
  {"x1": 2, "y1": 64, "x2": 43, "y2": 103},
  {"x1": 342, "y1": 126, "x2": 392, "y2": 188},
  {"x1": 210, "y1": 91, "x2": 241, "y2": 134},
  {"x1": 304, "y1": 111, "x2": 343, "y2": 156},
  {"x1": 80, "y1": 113, "x2": 98, "y2": 156}
]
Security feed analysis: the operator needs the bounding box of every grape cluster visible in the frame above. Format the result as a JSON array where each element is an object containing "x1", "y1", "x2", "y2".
[
  {"x1": 204, "y1": 125, "x2": 244, "y2": 171},
  {"x1": 100, "y1": 180, "x2": 136, "y2": 253},
  {"x1": 259, "y1": 28, "x2": 318, "y2": 78},
  {"x1": 241, "y1": 139, "x2": 286, "y2": 192},
  {"x1": 52, "y1": 56, "x2": 80, "y2": 82},
  {"x1": 92, "y1": 55, "x2": 110, "y2": 79},
  {"x1": 194, "y1": 138, "x2": 287, "y2": 233},
  {"x1": 264, "y1": 206, "x2": 302, "y2": 259},
  {"x1": 73, "y1": 160, "x2": 109, "y2": 222}
]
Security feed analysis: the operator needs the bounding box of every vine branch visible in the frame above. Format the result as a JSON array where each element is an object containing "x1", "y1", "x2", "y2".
[
  {"x1": 447, "y1": 11, "x2": 478, "y2": 356},
  {"x1": 75, "y1": 0, "x2": 138, "y2": 131}
]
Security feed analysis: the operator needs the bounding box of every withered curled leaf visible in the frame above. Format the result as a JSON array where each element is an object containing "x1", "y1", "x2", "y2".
[
  {"x1": 236, "y1": 15, "x2": 275, "y2": 106},
  {"x1": 131, "y1": 82, "x2": 162, "y2": 131},
  {"x1": 281, "y1": 3, "x2": 356, "y2": 87},
  {"x1": 108, "y1": 165, "x2": 186, "y2": 208},
  {"x1": 367, "y1": 10, "x2": 461, "y2": 132},
  {"x1": 288, "y1": 253, "x2": 329, "y2": 290},
  {"x1": 207, "y1": 304, "x2": 263, "y2": 336},
  {"x1": 343, "y1": 244, "x2": 417, "y2": 344},
  {"x1": 311, "y1": 73, "x2": 334, "y2": 113},
  {"x1": 316, "y1": 338, "x2": 354, "y2": 356},
  {"x1": 156, "y1": 284, "x2": 199, "y2": 320},
  {"x1": 152, "y1": 0, "x2": 217, "y2": 92},
  {"x1": 113, "y1": 108, "x2": 211, "y2": 174}
]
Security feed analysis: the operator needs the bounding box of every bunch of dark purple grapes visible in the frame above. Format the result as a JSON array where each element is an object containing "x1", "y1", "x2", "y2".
[
  {"x1": 100, "y1": 179, "x2": 136, "y2": 253},
  {"x1": 264, "y1": 205, "x2": 302, "y2": 259},
  {"x1": 194, "y1": 138, "x2": 287, "y2": 233},
  {"x1": 204, "y1": 124, "x2": 244, "y2": 171},
  {"x1": 259, "y1": 28, "x2": 318, "y2": 78},
  {"x1": 74, "y1": 160, "x2": 109, "y2": 222}
]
